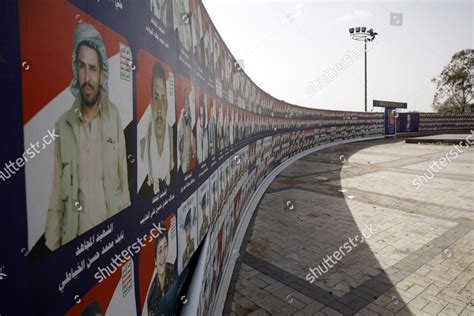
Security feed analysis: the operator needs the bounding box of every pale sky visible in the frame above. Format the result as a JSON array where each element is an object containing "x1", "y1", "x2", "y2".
[{"x1": 202, "y1": 0, "x2": 473, "y2": 113}]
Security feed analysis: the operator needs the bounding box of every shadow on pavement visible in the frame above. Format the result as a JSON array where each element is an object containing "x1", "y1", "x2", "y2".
[{"x1": 224, "y1": 138, "x2": 409, "y2": 315}]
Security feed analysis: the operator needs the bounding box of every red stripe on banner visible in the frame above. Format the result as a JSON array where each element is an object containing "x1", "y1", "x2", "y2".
[
  {"x1": 138, "y1": 235, "x2": 155, "y2": 310},
  {"x1": 19, "y1": 0, "x2": 128, "y2": 124},
  {"x1": 65, "y1": 264, "x2": 121, "y2": 316}
]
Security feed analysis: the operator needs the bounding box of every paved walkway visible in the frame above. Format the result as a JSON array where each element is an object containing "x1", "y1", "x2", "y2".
[{"x1": 223, "y1": 138, "x2": 474, "y2": 315}]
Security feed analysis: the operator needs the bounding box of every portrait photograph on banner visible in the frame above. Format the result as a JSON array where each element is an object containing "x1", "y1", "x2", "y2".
[
  {"x1": 177, "y1": 192, "x2": 198, "y2": 273},
  {"x1": 136, "y1": 49, "x2": 176, "y2": 199},
  {"x1": 20, "y1": 1, "x2": 133, "y2": 257},
  {"x1": 175, "y1": 74, "x2": 197, "y2": 176},
  {"x1": 138, "y1": 212, "x2": 178, "y2": 316}
]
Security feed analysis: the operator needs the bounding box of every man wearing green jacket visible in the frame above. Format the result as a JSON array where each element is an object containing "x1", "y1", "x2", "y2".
[{"x1": 44, "y1": 23, "x2": 130, "y2": 251}]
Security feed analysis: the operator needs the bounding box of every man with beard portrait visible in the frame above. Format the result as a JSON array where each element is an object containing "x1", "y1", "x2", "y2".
[{"x1": 44, "y1": 23, "x2": 130, "y2": 251}]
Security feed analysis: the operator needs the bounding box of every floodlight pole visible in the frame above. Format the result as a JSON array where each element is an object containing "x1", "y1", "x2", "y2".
[
  {"x1": 364, "y1": 38, "x2": 367, "y2": 112},
  {"x1": 349, "y1": 27, "x2": 377, "y2": 112}
]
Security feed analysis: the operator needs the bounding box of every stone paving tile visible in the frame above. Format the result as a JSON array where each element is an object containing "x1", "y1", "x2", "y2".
[
  {"x1": 247, "y1": 309, "x2": 271, "y2": 316},
  {"x1": 253, "y1": 293, "x2": 288, "y2": 314},
  {"x1": 318, "y1": 306, "x2": 344, "y2": 315},
  {"x1": 338, "y1": 170, "x2": 474, "y2": 211},
  {"x1": 346, "y1": 153, "x2": 401, "y2": 164},
  {"x1": 421, "y1": 300, "x2": 447, "y2": 314},
  {"x1": 360, "y1": 302, "x2": 395, "y2": 315},
  {"x1": 402, "y1": 160, "x2": 474, "y2": 177},
  {"x1": 223, "y1": 139, "x2": 473, "y2": 315},
  {"x1": 279, "y1": 160, "x2": 341, "y2": 178}
]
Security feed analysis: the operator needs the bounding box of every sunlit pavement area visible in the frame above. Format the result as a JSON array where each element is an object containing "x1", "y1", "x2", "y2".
[{"x1": 223, "y1": 138, "x2": 474, "y2": 315}]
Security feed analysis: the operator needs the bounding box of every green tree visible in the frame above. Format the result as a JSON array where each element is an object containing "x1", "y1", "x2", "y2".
[{"x1": 431, "y1": 49, "x2": 473, "y2": 113}]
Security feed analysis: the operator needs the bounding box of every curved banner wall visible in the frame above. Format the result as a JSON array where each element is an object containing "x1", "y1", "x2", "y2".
[
  {"x1": 418, "y1": 113, "x2": 474, "y2": 132},
  {"x1": 3, "y1": 1, "x2": 471, "y2": 316},
  {"x1": 395, "y1": 112, "x2": 474, "y2": 133}
]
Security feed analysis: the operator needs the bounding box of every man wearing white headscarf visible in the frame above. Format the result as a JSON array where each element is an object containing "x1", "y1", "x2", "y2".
[
  {"x1": 45, "y1": 23, "x2": 130, "y2": 251},
  {"x1": 177, "y1": 89, "x2": 196, "y2": 174}
]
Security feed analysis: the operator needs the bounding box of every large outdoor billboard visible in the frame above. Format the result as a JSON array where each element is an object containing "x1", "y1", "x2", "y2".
[{"x1": 1, "y1": 1, "x2": 388, "y2": 315}]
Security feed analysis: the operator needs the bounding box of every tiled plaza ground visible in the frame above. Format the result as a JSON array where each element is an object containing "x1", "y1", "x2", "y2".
[{"x1": 223, "y1": 138, "x2": 474, "y2": 315}]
